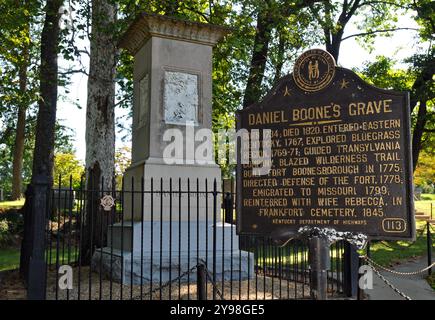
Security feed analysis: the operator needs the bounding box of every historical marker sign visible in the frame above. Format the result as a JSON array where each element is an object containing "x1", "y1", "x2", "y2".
[{"x1": 236, "y1": 49, "x2": 415, "y2": 240}]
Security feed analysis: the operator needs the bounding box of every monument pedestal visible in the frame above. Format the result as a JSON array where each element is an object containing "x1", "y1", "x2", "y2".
[
  {"x1": 122, "y1": 160, "x2": 222, "y2": 221},
  {"x1": 91, "y1": 14, "x2": 252, "y2": 286},
  {"x1": 92, "y1": 222, "x2": 254, "y2": 284}
]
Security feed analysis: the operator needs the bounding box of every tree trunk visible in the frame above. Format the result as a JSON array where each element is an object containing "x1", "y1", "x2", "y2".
[
  {"x1": 242, "y1": 6, "x2": 273, "y2": 108},
  {"x1": 32, "y1": 0, "x2": 63, "y2": 185},
  {"x1": 272, "y1": 33, "x2": 286, "y2": 85},
  {"x1": 242, "y1": 0, "x2": 323, "y2": 108},
  {"x1": 326, "y1": 30, "x2": 344, "y2": 62},
  {"x1": 412, "y1": 100, "x2": 427, "y2": 171},
  {"x1": 323, "y1": 0, "x2": 360, "y2": 63},
  {"x1": 11, "y1": 61, "x2": 28, "y2": 200},
  {"x1": 81, "y1": 0, "x2": 116, "y2": 265},
  {"x1": 11, "y1": 0, "x2": 30, "y2": 200}
]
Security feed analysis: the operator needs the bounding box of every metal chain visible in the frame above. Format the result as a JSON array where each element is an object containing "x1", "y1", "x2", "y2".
[
  {"x1": 364, "y1": 256, "x2": 435, "y2": 277},
  {"x1": 131, "y1": 261, "x2": 226, "y2": 300},
  {"x1": 363, "y1": 258, "x2": 412, "y2": 300},
  {"x1": 204, "y1": 269, "x2": 225, "y2": 300},
  {"x1": 132, "y1": 265, "x2": 198, "y2": 300},
  {"x1": 198, "y1": 259, "x2": 225, "y2": 300}
]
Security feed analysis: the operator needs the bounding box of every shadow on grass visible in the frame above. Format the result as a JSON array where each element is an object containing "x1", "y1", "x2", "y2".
[{"x1": 369, "y1": 236, "x2": 433, "y2": 266}]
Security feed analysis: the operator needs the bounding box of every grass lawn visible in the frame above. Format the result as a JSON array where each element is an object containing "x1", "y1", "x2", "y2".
[
  {"x1": 421, "y1": 194, "x2": 435, "y2": 201},
  {"x1": 0, "y1": 199, "x2": 25, "y2": 211},
  {"x1": 368, "y1": 220, "x2": 433, "y2": 266},
  {"x1": 368, "y1": 236, "x2": 431, "y2": 266},
  {"x1": 415, "y1": 198, "x2": 434, "y2": 217},
  {"x1": 0, "y1": 247, "x2": 21, "y2": 271},
  {"x1": 0, "y1": 246, "x2": 79, "y2": 272}
]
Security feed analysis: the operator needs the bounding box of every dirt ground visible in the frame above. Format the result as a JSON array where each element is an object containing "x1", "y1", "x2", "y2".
[
  {"x1": 0, "y1": 268, "x2": 309, "y2": 300},
  {"x1": 1, "y1": 266, "x2": 348, "y2": 300},
  {"x1": 44, "y1": 266, "x2": 311, "y2": 300},
  {"x1": 0, "y1": 270, "x2": 26, "y2": 300}
]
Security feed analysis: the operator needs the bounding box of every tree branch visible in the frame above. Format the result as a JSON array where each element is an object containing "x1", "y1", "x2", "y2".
[
  {"x1": 114, "y1": 96, "x2": 130, "y2": 108},
  {"x1": 59, "y1": 69, "x2": 89, "y2": 76},
  {"x1": 341, "y1": 27, "x2": 419, "y2": 41},
  {"x1": 358, "y1": 1, "x2": 412, "y2": 10}
]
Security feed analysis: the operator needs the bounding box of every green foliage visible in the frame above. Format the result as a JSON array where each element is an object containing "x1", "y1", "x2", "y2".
[
  {"x1": 414, "y1": 152, "x2": 435, "y2": 190},
  {"x1": 0, "y1": 121, "x2": 74, "y2": 198},
  {"x1": 0, "y1": 118, "x2": 36, "y2": 198},
  {"x1": 53, "y1": 153, "x2": 85, "y2": 189},
  {"x1": 0, "y1": 0, "x2": 433, "y2": 188},
  {"x1": 0, "y1": 0, "x2": 76, "y2": 197},
  {"x1": 412, "y1": 0, "x2": 435, "y2": 41},
  {"x1": 358, "y1": 56, "x2": 415, "y2": 91},
  {"x1": 359, "y1": 54, "x2": 435, "y2": 160},
  {"x1": 0, "y1": 210, "x2": 23, "y2": 248},
  {"x1": 307, "y1": 0, "x2": 407, "y2": 59},
  {"x1": 115, "y1": 146, "x2": 131, "y2": 188},
  {"x1": 0, "y1": 219, "x2": 10, "y2": 246}
]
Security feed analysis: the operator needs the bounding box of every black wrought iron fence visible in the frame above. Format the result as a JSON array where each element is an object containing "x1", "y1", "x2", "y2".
[{"x1": 21, "y1": 176, "x2": 352, "y2": 300}]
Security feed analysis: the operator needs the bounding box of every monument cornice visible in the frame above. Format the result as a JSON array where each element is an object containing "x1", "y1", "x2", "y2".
[{"x1": 118, "y1": 13, "x2": 232, "y2": 55}]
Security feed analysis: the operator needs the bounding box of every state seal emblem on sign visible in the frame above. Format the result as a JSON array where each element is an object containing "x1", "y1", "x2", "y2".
[{"x1": 293, "y1": 49, "x2": 336, "y2": 92}]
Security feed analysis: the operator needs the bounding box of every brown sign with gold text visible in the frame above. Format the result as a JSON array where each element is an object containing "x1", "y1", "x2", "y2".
[{"x1": 236, "y1": 49, "x2": 415, "y2": 240}]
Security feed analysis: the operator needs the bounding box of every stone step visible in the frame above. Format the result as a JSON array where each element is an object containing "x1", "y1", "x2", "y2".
[
  {"x1": 415, "y1": 211, "x2": 426, "y2": 216},
  {"x1": 428, "y1": 219, "x2": 435, "y2": 225},
  {"x1": 416, "y1": 215, "x2": 431, "y2": 221}
]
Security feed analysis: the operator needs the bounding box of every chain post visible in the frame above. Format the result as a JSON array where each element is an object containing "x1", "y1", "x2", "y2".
[
  {"x1": 357, "y1": 256, "x2": 364, "y2": 300},
  {"x1": 343, "y1": 241, "x2": 359, "y2": 298},
  {"x1": 308, "y1": 236, "x2": 330, "y2": 300},
  {"x1": 197, "y1": 263, "x2": 207, "y2": 300}
]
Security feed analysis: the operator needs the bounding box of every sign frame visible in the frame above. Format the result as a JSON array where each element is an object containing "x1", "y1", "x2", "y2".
[{"x1": 236, "y1": 51, "x2": 415, "y2": 242}]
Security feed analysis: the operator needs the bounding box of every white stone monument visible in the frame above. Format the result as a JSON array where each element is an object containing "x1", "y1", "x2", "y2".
[{"x1": 92, "y1": 14, "x2": 253, "y2": 284}]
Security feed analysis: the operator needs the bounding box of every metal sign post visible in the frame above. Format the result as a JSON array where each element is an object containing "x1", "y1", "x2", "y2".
[{"x1": 308, "y1": 236, "x2": 330, "y2": 300}]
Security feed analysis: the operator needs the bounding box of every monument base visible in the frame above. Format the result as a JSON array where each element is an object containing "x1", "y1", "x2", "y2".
[
  {"x1": 123, "y1": 160, "x2": 222, "y2": 221},
  {"x1": 91, "y1": 222, "x2": 254, "y2": 285}
]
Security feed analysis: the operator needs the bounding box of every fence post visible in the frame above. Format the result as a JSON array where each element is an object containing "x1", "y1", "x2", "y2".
[
  {"x1": 224, "y1": 192, "x2": 233, "y2": 224},
  {"x1": 343, "y1": 241, "x2": 359, "y2": 298},
  {"x1": 366, "y1": 241, "x2": 371, "y2": 258},
  {"x1": 212, "y1": 179, "x2": 217, "y2": 300},
  {"x1": 428, "y1": 221, "x2": 432, "y2": 276},
  {"x1": 19, "y1": 184, "x2": 34, "y2": 280},
  {"x1": 308, "y1": 237, "x2": 329, "y2": 300},
  {"x1": 197, "y1": 263, "x2": 207, "y2": 300},
  {"x1": 26, "y1": 175, "x2": 49, "y2": 300}
]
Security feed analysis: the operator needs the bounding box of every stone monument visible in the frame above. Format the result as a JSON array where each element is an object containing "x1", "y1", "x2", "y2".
[{"x1": 92, "y1": 14, "x2": 253, "y2": 284}]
